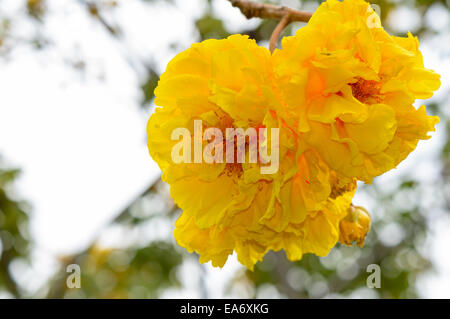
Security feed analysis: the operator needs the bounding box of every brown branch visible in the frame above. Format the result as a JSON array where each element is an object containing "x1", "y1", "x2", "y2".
[
  {"x1": 269, "y1": 13, "x2": 291, "y2": 53},
  {"x1": 229, "y1": 0, "x2": 312, "y2": 23},
  {"x1": 229, "y1": 0, "x2": 312, "y2": 52}
]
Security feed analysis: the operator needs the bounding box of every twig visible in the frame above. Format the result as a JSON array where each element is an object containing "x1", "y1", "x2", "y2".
[
  {"x1": 269, "y1": 13, "x2": 291, "y2": 53},
  {"x1": 228, "y1": 0, "x2": 312, "y2": 52},
  {"x1": 228, "y1": 0, "x2": 312, "y2": 23}
]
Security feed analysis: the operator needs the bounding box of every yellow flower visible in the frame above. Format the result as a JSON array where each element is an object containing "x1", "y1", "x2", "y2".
[
  {"x1": 273, "y1": 0, "x2": 440, "y2": 183},
  {"x1": 147, "y1": 0, "x2": 439, "y2": 269},
  {"x1": 148, "y1": 34, "x2": 356, "y2": 269},
  {"x1": 148, "y1": 34, "x2": 280, "y2": 230}
]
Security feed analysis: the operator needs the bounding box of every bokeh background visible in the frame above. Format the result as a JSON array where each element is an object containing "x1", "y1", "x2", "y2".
[{"x1": 0, "y1": 0, "x2": 449, "y2": 299}]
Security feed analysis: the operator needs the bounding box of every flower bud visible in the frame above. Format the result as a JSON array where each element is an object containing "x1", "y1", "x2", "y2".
[{"x1": 339, "y1": 205, "x2": 371, "y2": 247}]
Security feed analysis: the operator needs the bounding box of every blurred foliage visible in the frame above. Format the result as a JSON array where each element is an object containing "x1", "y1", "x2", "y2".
[
  {"x1": 196, "y1": 14, "x2": 231, "y2": 40},
  {"x1": 26, "y1": 0, "x2": 46, "y2": 20},
  {"x1": 141, "y1": 67, "x2": 160, "y2": 106},
  {"x1": 0, "y1": 160, "x2": 31, "y2": 298},
  {"x1": 39, "y1": 178, "x2": 184, "y2": 299},
  {"x1": 47, "y1": 242, "x2": 182, "y2": 298},
  {"x1": 0, "y1": 0, "x2": 449, "y2": 299}
]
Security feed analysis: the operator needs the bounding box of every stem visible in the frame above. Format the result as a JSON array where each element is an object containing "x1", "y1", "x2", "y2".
[{"x1": 269, "y1": 13, "x2": 291, "y2": 53}]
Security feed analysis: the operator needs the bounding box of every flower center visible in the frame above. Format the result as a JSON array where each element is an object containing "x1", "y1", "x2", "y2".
[
  {"x1": 207, "y1": 110, "x2": 268, "y2": 179},
  {"x1": 350, "y1": 78, "x2": 382, "y2": 104}
]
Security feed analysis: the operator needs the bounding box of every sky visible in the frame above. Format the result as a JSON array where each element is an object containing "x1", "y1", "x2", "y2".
[{"x1": 0, "y1": 0, "x2": 449, "y2": 298}]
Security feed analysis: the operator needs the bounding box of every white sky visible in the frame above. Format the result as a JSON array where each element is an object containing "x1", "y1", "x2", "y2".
[{"x1": 0, "y1": 0, "x2": 449, "y2": 298}]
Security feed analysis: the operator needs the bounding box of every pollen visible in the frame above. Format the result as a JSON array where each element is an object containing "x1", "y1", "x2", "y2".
[{"x1": 350, "y1": 78, "x2": 383, "y2": 104}]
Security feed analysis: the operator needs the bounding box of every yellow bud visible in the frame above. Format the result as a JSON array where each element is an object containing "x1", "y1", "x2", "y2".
[{"x1": 339, "y1": 205, "x2": 371, "y2": 247}]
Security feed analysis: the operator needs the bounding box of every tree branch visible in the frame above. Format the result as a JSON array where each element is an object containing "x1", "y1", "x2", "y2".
[
  {"x1": 228, "y1": 0, "x2": 312, "y2": 23},
  {"x1": 229, "y1": 0, "x2": 312, "y2": 52}
]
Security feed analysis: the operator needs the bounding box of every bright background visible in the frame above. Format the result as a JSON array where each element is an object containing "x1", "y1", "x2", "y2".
[{"x1": 0, "y1": 0, "x2": 449, "y2": 298}]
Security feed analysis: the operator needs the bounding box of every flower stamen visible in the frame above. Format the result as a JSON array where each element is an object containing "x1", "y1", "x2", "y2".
[{"x1": 350, "y1": 78, "x2": 383, "y2": 104}]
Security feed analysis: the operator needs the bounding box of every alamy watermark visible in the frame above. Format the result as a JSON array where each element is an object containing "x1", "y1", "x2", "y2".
[
  {"x1": 66, "y1": 264, "x2": 81, "y2": 289},
  {"x1": 171, "y1": 120, "x2": 280, "y2": 174},
  {"x1": 366, "y1": 264, "x2": 381, "y2": 289}
]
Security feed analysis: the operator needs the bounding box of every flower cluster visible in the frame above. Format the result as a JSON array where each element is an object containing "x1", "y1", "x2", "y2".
[{"x1": 147, "y1": 0, "x2": 440, "y2": 269}]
